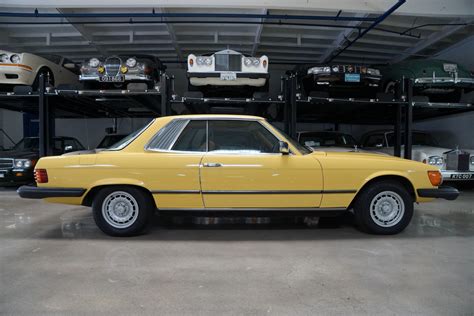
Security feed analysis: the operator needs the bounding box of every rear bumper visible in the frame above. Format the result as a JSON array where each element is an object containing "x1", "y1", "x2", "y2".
[
  {"x1": 417, "y1": 186, "x2": 459, "y2": 200},
  {"x1": 17, "y1": 185, "x2": 86, "y2": 199}
]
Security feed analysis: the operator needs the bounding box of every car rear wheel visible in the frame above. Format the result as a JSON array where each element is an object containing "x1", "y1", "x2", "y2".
[
  {"x1": 92, "y1": 186, "x2": 154, "y2": 236},
  {"x1": 353, "y1": 181, "x2": 413, "y2": 234}
]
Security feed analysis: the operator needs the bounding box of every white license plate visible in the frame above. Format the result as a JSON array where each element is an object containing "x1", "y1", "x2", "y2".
[
  {"x1": 443, "y1": 63, "x2": 457, "y2": 72},
  {"x1": 99, "y1": 75, "x2": 125, "y2": 82},
  {"x1": 450, "y1": 173, "x2": 473, "y2": 180},
  {"x1": 220, "y1": 72, "x2": 237, "y2": 81}
]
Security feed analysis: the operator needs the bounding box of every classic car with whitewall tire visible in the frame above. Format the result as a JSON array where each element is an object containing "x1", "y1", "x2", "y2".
[
  {"x1": 0, "y1": 136, "x2": 85, "y2": 186},
  {"x1": 17, "y1": 115, "x2": 459, "y2": 237},
  {"x1": 292, "y1": 64, "x2": 382, "y2": 99},
  {"x1": 0, "y1": 50, "x2": 80, "y2": 91},
  {"x1": 381, "y1": 59, "x2": 474, "y2": 103},
  {"x1": 80, "y1": 55, "x2": 166, "y2": 90},
  {"x1": 361, "y1": 130, "x2": 474, "y2": 181},
  {"x1": 187, "y1": 49, "x2": 269, "y2": 98}
]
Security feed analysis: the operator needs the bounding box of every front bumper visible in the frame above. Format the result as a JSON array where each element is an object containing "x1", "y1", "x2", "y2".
[
  {"x1": 417, "y1": 186, "x2": 459, "y2": 200},
  {"x1": 188, "y1": 72, "x2": 269, "y2": 87},
  {"x1": 79, "y1": 74, "x2": 153, "y2": 82},
  {"x1": 441, "y1": 170, "x2": 474, "y2": 181},
  {"x1": 17, "y1": 185, "x2": 86, "y2": 199},
  {"x1": 308, "y1": 73, "x2": 381, "y2": 87},
  {"x1": 0, "y1": 168, "x2": 34, "y2": 186},
  {"x1": 414, "y1": 77, "x2": 474, "y2": 87},
  {"x1": 0, "y1": 65, "x2": 34, "y2": 86}
]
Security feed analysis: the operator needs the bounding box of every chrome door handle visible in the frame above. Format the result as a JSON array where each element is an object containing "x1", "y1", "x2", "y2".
[{"x1": 203, "y1": 162, "x2": 222, "y2": 167}]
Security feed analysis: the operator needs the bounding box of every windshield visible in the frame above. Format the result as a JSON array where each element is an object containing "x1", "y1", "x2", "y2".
[
  {"x1": 106, "y1": 120, "x2": 154, "y2": 151},
  {"x1": 270, "y1": 124, "x2": 312, "y2": 155},
  {"x1": 386, "y1": 132, "x2": 439, "y2": 147},
  {"x1": 13, "y1": 138, "x2": 39, "y2": 151},
  {"x1": 299, "y1": 132, "x2": 357, "y2": 148}
]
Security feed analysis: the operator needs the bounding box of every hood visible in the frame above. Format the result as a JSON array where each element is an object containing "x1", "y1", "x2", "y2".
[
  {"x1": 0, "y1": 150, "x2": 39, "y2": 159},
  {"x1": 314, "y1": 151, "x2": 404, "y2": 162}
]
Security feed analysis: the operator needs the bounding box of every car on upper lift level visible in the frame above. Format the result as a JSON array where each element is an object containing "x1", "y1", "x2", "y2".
[
  {"x1": 0, "y1": 136, "x2": 85, "y2": 186},
  {"x1": 80, "y1": 54, "x2": 166, "y2": 90},
  {"x1": 17, "y1": 115, "x2": 458, "y2": 237},
  {"x1": 187, "y1": 49, "x2": 269, "y2": 98},
  {"x1": 380, "y1": 59, "x2": 474, "y2": 103},
  {"x1": 291, "y1": 63, "x2": 382, "y2": 99},
  {"x1": 0, "y1": 50, "x2": 80, "y2": 91}
]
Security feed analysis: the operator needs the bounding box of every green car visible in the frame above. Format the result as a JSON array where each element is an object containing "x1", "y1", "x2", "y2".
[{"x1": 381, "y1": 59, "x2": 473, "y2": 103}]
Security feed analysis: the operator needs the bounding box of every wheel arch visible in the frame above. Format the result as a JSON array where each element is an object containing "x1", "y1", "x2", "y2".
[
  {"x1": 349, "y1": 173, "x2": 416, "y2": 209},
  {"x1": 82, "y1": 183, "x2": 156, "y2": 208}
]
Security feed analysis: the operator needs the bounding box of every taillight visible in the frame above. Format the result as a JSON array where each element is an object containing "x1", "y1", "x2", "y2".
[
  {"x1": 427, "y1": 170, "x2": 442, "y2": 186},
  {"x1": 34, "y1": 169, "x2": 48, "y2": 183}
]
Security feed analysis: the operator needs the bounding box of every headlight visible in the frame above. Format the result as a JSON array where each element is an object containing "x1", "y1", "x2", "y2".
[
  {"x1": 332, "y1": 66, "x2": 339, "y2": 72},
  {"x1": 126, "y1": 58, "x2": 137, "y2": 68},
  {"x1": 204, "y1": 57, "x2": 212, "y2": 66},
  {"x1": 244, "y1": 58, "x2": 252, "y2": 67},
  {"x1": 14, "y1": 159, "x2": 31, "y2": 168},
  {"x1": 196, "y1": 56, "x2": 205, "y2": 65},
  {"x1": 307, "y1": 66, "x2": 331, "y2": 75},
  {"x1": 367, "y1": 68, "x2": 381, "y2": 76},
  {"x1": 427, "y1": 156, "x2": 444, "y2": 166},
  {"x1": 0, "y1": 54, "x2": 9, "y2": 63},
  {"x1": 470, "y1": 156, "x2": 474, "y2": 165},
  {"x1": 89, "y1": 58, "x2": 100, "y2": 68},
  {"x1": 10, "y1": 54, "x2": 21, "y2": 63},
  {"x1": 253, "y1": 58, "x2": 260, "y2": 66},
  {"x1": 196, "y1": 57, "x2": 212, "y2": 66}
]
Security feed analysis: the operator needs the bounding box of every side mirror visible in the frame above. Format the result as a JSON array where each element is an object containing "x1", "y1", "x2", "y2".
[
  {"x1": 64, "y1": 145, "x2": 73, "y2": 152},
  {"x1": 279, "y1": 141, "x2": 290, "y2": 155}
]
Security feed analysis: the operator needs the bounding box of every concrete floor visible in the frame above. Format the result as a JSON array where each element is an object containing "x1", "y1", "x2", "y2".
[{"x1": 1, "y1": 189, "x2": 473, "y2": 315}]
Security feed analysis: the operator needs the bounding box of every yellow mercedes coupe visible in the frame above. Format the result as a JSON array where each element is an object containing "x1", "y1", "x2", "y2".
[{"x1": 18, "y1": 115, "x2": 459, "y2": 236}]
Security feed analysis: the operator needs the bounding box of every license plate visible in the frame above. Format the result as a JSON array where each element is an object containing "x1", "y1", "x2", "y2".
[
  {"x1": 443, "y1": 63, "x2": 457, "y2": 72},
  {"x1": 99, "y1": 75, "x2": 125, "y2": 83},
  {"x1": 450, "y1": 173, "x2": 473, "y2": 180},
  {"x1": 220, "y1": 72, "x2": 237, "y2": 81},
  {"x1": 345, "y1": 74, "x2": 360, "y2": 82},
  {"x1": 0, "y1": 172, "x2": 5, "y2": 178}
]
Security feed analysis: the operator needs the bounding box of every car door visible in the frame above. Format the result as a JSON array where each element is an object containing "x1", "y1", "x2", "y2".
[
  {"x1": 145, "y1": 119, "x2": 206, "y2": 209},
  {"x1": 200, "y1": 119, "x2": 323, "y2": 209}
]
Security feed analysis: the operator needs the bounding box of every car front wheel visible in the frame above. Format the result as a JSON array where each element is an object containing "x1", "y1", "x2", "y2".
[
  {"x1": 92, "y1": 186, "x2": 154, "y2": 236},
  {"x1": 353, "y1": 181, "x2": 413, "y2": 234}
]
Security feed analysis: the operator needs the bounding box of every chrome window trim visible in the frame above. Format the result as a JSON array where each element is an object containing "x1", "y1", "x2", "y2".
[{"x1": 144, "y1": 117, "x2": 295, "y2": 155}]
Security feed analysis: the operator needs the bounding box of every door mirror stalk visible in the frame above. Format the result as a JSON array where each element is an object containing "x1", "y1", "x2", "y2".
[{"x1": 279, "y1": 141, "x2": 290, "y2": 155}]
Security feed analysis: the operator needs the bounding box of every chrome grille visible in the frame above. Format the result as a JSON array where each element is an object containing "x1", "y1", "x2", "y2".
[
  {"x1": 104, "y1": 57, "x2": 121, "y2": 76},
  {"x1": 446, "y1": 151, "x2": 470, "y2": 171},
  {"x1": 215, "y1": 54, "x2": 242, "y2": 72},
  {"x1": 0, "y1": 158, "x2": 13, "y2": 168}
]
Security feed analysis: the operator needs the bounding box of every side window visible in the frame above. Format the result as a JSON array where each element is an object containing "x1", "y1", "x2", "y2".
[
  {"x1": 364, "y1": 134, "x2": 385, "y2": 147},
  {"x1": 172, "y1": 120, "x2": 207, "y2": 152},
  {"x1": 208, "y1": 120, "x2": 279, "y2": 153}
]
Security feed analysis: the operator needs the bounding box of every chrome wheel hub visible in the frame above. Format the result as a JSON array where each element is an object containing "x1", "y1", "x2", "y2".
[
  {"x1": 369, "y1": 191, "x2": 405, "y2": 227},
  {"x1": 102, "y1": 191, "x2": 139, "y2": 229}
]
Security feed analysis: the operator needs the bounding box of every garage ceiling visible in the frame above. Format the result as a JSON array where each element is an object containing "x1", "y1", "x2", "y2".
[{"x1": 0, "y1": 1, "x2": 473, "y2": 66}]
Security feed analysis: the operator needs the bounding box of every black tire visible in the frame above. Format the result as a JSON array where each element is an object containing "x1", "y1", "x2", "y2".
[
  {"x1": 32, "y1": 68, "x2": 54, "y2": 91},
  {"x1": 353, "y1": 180, "x2": 413, "y2": 235},
  {"x1": 92, "y1": 186, "x2": 155, "y2": 237}
]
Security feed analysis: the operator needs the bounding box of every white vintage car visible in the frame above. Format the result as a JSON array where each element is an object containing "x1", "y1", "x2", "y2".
[
  {"x1": 187, "y1": 49, "x2": 269, "y2": 97},
  {"x1": 361, "y1": 130, "x2": 474, "y2": 181},
  {"x1": 0, "y1": 50, "x2": 80, "y2": 91}
]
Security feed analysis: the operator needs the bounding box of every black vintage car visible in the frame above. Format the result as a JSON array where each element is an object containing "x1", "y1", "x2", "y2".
[
  {"x1": 96, "y1": 134, "x2": 128, "y2": 149},
  {"x1": 292, "y1": 64, "x2": 382, "y2": 99},
  {"x1": 0, "y1": 136, "x2": 85, "y2": 186},
  {"x1": 79, "y1": 54, "x2": 166, "y2": 90}
]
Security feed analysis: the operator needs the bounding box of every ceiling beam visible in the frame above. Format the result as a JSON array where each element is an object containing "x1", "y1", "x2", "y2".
[
  {"x1": 251, "y1": 8, "x2": 267, "y2": 56},
  {"x1": 57, "y1": 8, "x2": 107, "y2": 56},
  {"x1": 319, "y1": 13, "x2": 368, "y2": 63},
  {"x1": 3, "y1": 0, "x2": 473, "y2": 17},
  {"x1": 390, "y1": 20, "x2": 472, "y2": 63}
]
